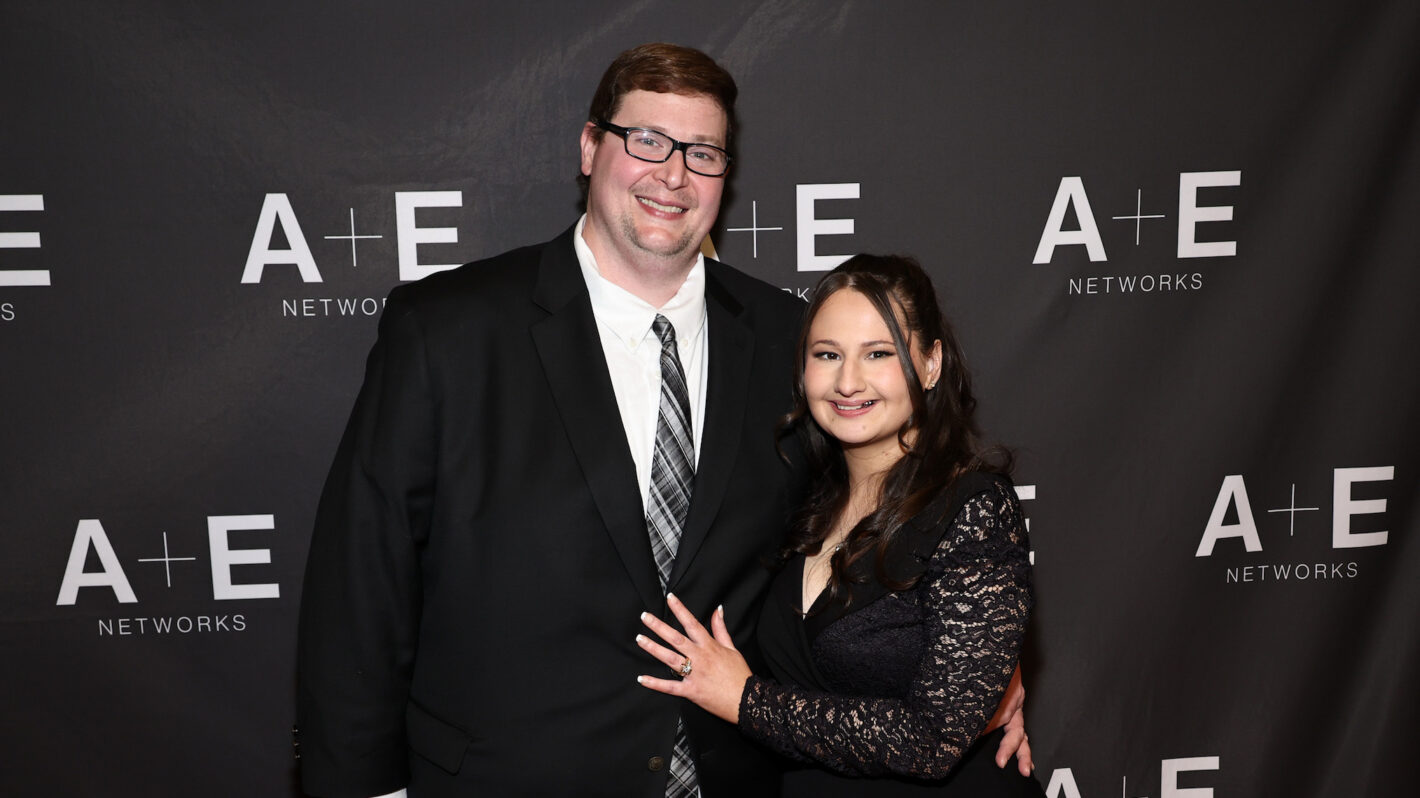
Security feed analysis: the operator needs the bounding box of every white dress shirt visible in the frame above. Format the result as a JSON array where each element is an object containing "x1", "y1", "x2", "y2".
[{"x1": 573, "y1": 215, "x2": 709, "y2": 502}]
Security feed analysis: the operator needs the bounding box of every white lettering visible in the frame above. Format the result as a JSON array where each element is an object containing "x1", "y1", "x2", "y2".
[
  {"x1": 1013, "y1": 484, "x2": 1035, "y2": 528},
  {"x1": 1333, "y1": 466, "x2": 1392, "y2": 548},
  {"x1": 56, "y1": 520, "x2": 138, "y2": 605},
  {"x1": 1042, "y1": 767, "x2": 1082, "y2": 798},
  {"x1": 1177, "y1": 171, "x2": 1240, "y2": 258},
  {"x1": 796, "y1": 183, "x2": 859, "y2": 271},
  {"x1": 1196, "y1": 475, "x2": 1262, "y2": 556},
  {"x1": 395, "y1": 190, "x2": 462, "y2": 281},
  {"x1": 95, "y1": 615, "x2": 250, "y2": 636},
  {"x1": 1014, "y1": 484, "x2": 1036, "y2": 564},
  {"x1": 0, "y1": 194, "x2": 50, "y2": 286},
  {"x1": 242, "y1": 194, "x2": 322, "y2": 283},
  {"x1": 208, "y1": 515, "x2": 280, "y2": 600},
  {"x1": 1161, "y1": 755, "x2": 1219, "y2": 798},
  {"x1": 1033, "y1": 177, "x2": 1106, "y2": 264}
]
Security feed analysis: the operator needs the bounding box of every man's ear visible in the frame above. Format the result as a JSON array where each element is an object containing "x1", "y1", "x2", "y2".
[{"x1": 579, "y1": 122, "x2": 600, "y2": 177}]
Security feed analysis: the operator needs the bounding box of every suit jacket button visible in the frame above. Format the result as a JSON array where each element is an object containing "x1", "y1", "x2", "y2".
[{"x1": 647, "y1": 756, "x2": 666, "y2": 771}]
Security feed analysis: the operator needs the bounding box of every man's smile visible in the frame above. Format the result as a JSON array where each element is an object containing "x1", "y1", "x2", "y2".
[{"x1": 638, "y1": 196, "x2": 687, "y2": 214}]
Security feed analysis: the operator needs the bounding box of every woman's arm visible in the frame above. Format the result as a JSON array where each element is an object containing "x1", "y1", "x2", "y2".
[{"x1": 736, "y1": 483, "x2": 1033, "y2": 778}]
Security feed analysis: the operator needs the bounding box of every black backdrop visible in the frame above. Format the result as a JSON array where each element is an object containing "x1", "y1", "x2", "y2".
[{"x1": 4, "y1": 2, "x2": 1417, "y2": 796}]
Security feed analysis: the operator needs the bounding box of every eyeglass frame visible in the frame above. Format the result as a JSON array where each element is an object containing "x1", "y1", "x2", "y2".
[{"x1": 593, "y1": 119, "x2": 733, "y2": 177}]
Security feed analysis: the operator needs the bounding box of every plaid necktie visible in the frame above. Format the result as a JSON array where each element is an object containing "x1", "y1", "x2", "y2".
[{"x1": 646, "y1": 315, "x2": 699, "y2": 798}]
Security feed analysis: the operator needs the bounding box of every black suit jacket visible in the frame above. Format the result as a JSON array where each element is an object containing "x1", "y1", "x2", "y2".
[{"x1": 297, "y1": 226, "x2": 806, "y2": 797}]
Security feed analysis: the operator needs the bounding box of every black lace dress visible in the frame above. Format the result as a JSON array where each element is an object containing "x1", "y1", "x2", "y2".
[{"x1": 739, "y1": 472, "x2": 1045, "y2": 796}]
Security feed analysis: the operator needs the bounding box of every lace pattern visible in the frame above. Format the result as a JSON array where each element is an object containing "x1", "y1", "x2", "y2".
[{"x1": 739, "y1": 482, "x2": 1033, "y2": 779}]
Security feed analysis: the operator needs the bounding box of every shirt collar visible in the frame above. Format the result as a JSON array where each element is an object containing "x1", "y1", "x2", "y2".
[{"x1": 573, "y1": 214, "x2": 707, "y2": 350}]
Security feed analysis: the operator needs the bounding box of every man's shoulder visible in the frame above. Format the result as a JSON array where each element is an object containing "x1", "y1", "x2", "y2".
[
  {"x1": 382, "y1": 228, "x2": 579, "y2": 325},
  {"x1": 704, "y1": 257, "x2": 805, "y2": 316},
  {"x1": 391, "y1": 239, "x2": 551, "y2": 308}
]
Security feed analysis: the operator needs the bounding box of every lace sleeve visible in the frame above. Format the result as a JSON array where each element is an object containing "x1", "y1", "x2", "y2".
[{"x1": 738, "y1": 483, "x2": 1033, "y2": 778}]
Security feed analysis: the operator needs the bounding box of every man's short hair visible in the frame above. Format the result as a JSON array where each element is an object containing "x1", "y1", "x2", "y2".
[{"x1": 579, "y1": 43, "x2": 738, "y2": 195}]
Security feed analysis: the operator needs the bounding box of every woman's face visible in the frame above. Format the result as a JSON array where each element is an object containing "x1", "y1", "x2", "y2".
[{"x1": 802, "y1": 289, "x2": 941, "y2": 468}]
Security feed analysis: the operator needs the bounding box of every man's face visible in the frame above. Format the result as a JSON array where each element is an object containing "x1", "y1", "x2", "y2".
[{"x1": 579, "y1": 89, "x2": 728, "y2": 271}]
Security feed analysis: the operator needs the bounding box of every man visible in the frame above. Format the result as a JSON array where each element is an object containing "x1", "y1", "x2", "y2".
[{"x1": 296, "y1": 43, "x2": 1029, "y2": 798}]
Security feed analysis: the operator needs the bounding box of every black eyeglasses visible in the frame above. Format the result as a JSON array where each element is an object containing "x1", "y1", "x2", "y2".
[{"x1": 595, "y1": 119, "x2": 732, "y2": 177}]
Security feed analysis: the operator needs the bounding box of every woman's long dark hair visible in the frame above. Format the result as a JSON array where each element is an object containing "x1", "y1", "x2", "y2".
[{"x1": 778, "y1": 254, "x2": 1011, "y2": 606}]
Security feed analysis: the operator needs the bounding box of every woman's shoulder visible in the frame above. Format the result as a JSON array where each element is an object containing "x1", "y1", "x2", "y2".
[
  {"x1": 948, "y1": 469, "x2": 1013, "y2": 503},
  {"x1": 903, "y1": 471, "x2": 1025, "y2": 558},
  {"x1": 916, "y1": 470, "x2": 1014, "y2": 528},
  {"x1": 932, "y1": 473, "x2": 1029, "y2": 565}
]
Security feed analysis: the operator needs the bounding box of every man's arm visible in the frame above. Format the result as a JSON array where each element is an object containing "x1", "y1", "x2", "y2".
[{"x1": 297, "y1": 293, "x2": 435, "y2": 797}]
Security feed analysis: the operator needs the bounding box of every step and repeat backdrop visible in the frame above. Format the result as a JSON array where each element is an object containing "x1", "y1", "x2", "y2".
[{"x1": 4, "y1": 2, "x2": 1416, "y2": 796}]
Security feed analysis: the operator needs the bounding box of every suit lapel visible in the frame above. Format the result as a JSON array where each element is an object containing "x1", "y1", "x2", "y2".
[
  {"x1": 530, "y1": 230, "x2": 663, "y2": 610},
  {"x1": 668, "y1": 268, "x2": 754, "y2": 589}
]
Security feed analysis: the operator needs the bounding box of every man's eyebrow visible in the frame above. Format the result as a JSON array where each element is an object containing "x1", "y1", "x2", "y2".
[{"x1": 624, "y1": 123, "x2": 725, "y2": 147}]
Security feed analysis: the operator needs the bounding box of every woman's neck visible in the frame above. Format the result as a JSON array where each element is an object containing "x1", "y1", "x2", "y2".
[
  {"x1": 843, "y1": 451, "x2": 897, "y2": 501},
  {"x1": 836, "y1": 470, "x2": 884, "y2": 532}
]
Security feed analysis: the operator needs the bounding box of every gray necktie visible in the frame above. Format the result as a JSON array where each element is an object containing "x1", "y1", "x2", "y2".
[{"x1": 646, "y1": 315, "x2": 699, "y2": 798}]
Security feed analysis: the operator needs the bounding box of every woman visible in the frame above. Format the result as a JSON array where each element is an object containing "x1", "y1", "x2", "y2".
[{"x1": 637, "y1": 254, "x2": 1043, "y2": 795}]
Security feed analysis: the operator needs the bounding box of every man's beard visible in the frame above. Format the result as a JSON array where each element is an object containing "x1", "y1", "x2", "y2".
[{"x1": 619, "y1": 213, "x2": 698, "y2": 261}]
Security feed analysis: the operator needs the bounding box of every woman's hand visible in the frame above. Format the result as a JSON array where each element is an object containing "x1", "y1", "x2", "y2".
[
  {"x1": 636, "y1": 593, "x2": 753, "y2": 724},
  {"x1": 985, "y1": 664, "x2": 1033, "y2": 775}
]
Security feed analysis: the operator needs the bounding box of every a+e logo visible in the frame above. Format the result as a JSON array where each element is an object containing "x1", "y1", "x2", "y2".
[{"x1": 1033, "y1": 172, "x2": 1241, "y2": 264}]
